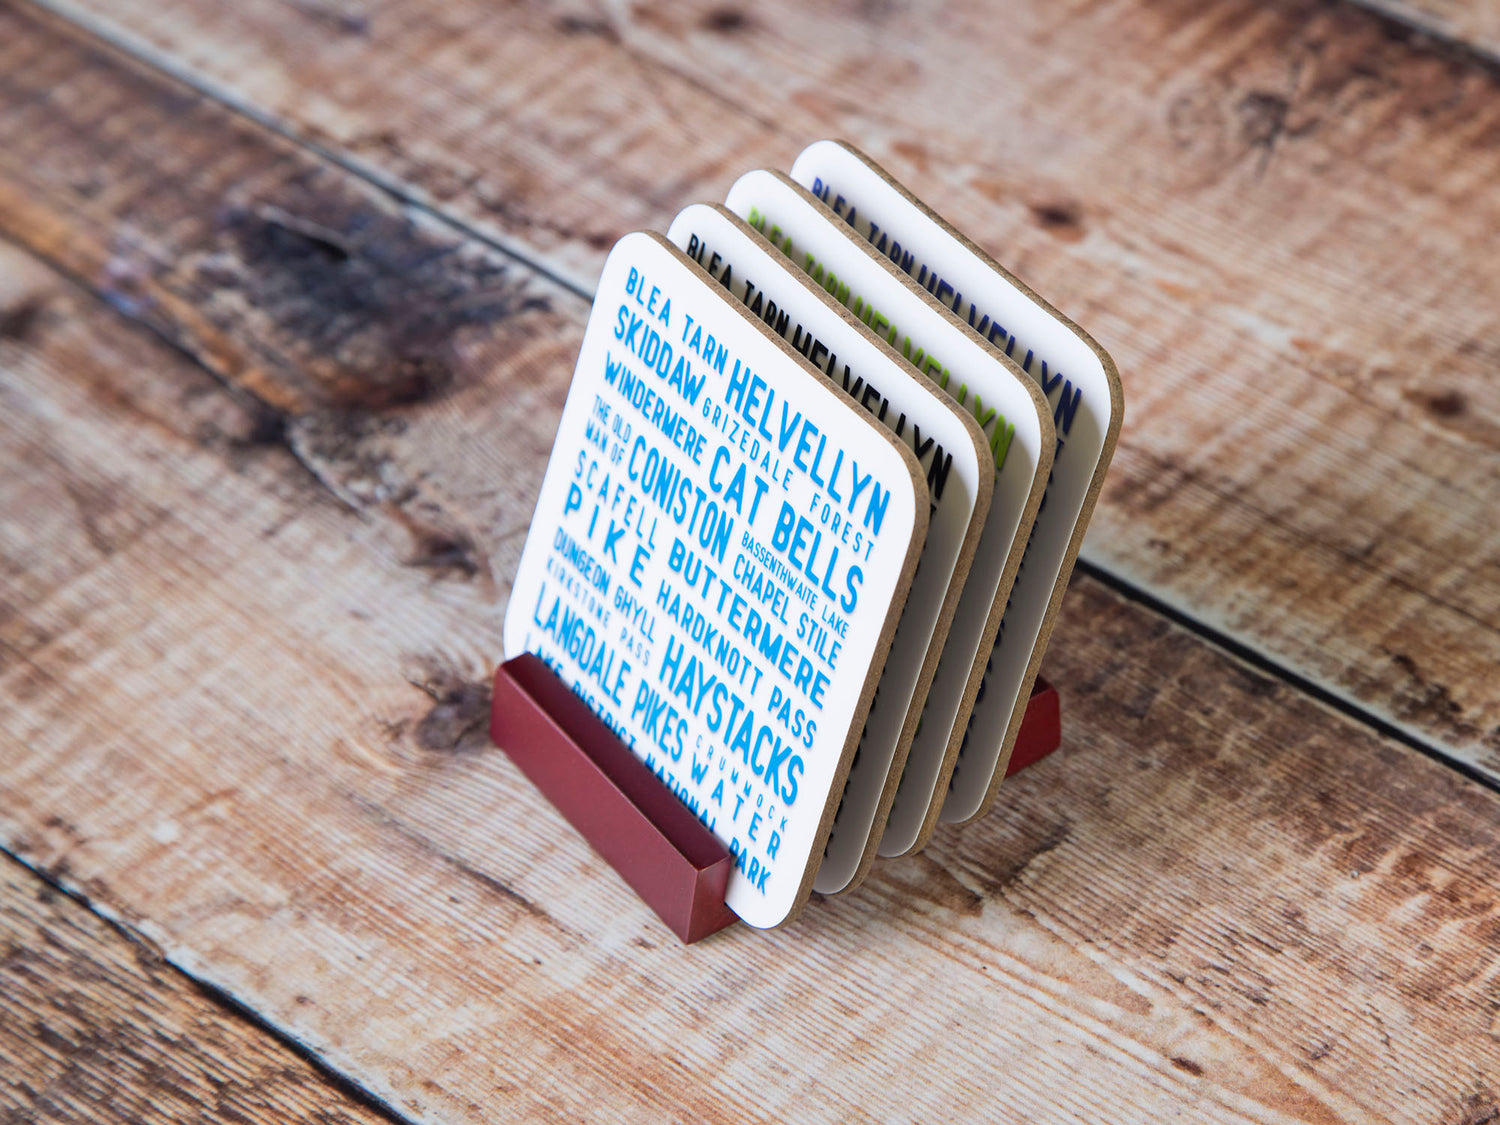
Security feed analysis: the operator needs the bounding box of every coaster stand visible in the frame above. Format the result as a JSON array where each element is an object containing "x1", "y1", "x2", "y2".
[{"x1": 490, "y1": 653, "x2": 1061, "y2": 944}]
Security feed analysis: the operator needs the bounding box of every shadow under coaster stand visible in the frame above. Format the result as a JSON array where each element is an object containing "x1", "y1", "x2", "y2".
[{"x1": 490, "y1": 142, "x2": 1119, "y2": 943}]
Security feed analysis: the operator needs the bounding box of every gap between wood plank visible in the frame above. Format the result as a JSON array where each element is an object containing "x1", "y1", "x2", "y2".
[
  {"x1": 16, "y1": 0, "x2": 1500, "y2": 802},
  {"x1": 1077, "y1": 560, "x2": 1500, "y2": 797},
  {"x1": 1345, "y1": 0, "x2": 1500, "y2": 71},
  {"x1": 0, "y1": 846, "x2": 422, "y2": 1125}
]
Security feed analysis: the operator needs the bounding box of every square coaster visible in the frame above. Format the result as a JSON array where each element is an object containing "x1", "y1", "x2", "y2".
[
  {"x1": 724, "y1": 171, "x2": 1054, "y2": 892},
  {"x1": 668, "y1": 202, "x2": 992, "y2": 895},
  {"x1": 503, "y1": 232, "x2": 926, "y2": 927},
  {"x1": 789, "y1": 141, "x2": 1124, "y2": 832}
]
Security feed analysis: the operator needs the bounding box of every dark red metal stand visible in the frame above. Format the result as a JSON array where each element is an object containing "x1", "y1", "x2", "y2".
[{"x1": 490, "y1": 654, "x2": 1061, "y2": 944}]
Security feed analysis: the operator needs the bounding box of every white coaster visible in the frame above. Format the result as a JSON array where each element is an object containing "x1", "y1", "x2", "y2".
[
  {"x1": 503, "y1": 232, "x2": 926, "y2": 927},
  {"x1": 724, "y1": 171, "x2": 1054, "y2": 892},
  {"x1": 667, "y1": 203, "x2": 992, "y2": 895},
  {"x1": 790, "y1": 140, "x2": 1124, "y2": 834}
]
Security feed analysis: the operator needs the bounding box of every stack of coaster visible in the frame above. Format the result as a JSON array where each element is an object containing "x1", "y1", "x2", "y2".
[{"x1": 494, "y1": 142, "x2": 1122, "y2": 939}]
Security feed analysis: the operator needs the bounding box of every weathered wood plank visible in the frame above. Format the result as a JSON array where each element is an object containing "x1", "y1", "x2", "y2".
[
  {"x1": 0, "y1": 22, "x2": 1498, "y2": 1118},
  {"x1": 0, "y1": 0, "x2": 577, "y2": 599},
  {"x1": 0, "y1": 854, "x2": 397, "y2": 1123},
  {"x1": 4, "y1": 252, "x2": 1500, "y2": 1122},
  {"x1": 39, "y1": 0, "x2": 1500, "y2": 780}
]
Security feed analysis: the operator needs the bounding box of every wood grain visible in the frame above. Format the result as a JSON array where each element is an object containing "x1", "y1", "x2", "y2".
[
  {"x1": 4, "y1": 255, "x2": 1500, "y2": 1122},
  {"x1": 0, "y1": 14, "x2": 1498, "y2": 1118},
  {"x1": 38, "y1": 0, "x2": 1500, "y2": 782},
  {"x1": 0, "y1": 854, "x2": 395, "y2": 1123}
]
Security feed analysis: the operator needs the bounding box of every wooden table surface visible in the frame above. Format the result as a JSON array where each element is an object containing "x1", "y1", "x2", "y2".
[{"x1": 3, "y1": 0, "x2": 1499, "y2": 1120}]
